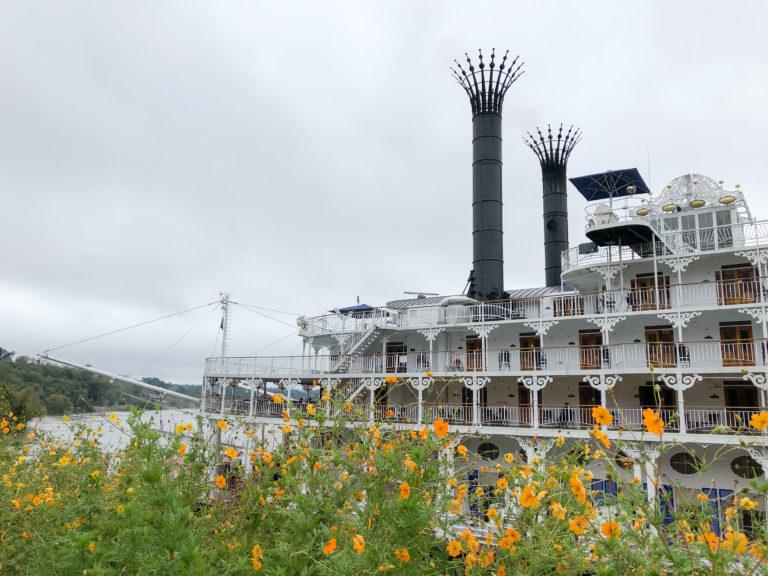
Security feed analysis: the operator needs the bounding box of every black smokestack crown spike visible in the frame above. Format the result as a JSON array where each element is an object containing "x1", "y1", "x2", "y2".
[
  {"x1": 524, "y1": 124, "x2": 582, "y2": 169},
  {"x1": 524, "y1": 123, "x2": 581, "y2": 287},
  {"x1": 451, "y1": 49, "x2": 524, "y2": 116}
]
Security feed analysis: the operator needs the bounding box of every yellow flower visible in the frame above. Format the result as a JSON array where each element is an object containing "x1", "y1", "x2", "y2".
[
  {"x1": 280, "y1": 424, "x2": 293, "y2": 434},
  {"x1": 498, "y1": 528, "x2": 521, "y2": 550},
  {"x1": 642, "y1": 408, "x2": 664, "y2": 436},
  {"x1": 10, "y1": 499, "x2": 21, "y2": 509},
  {"x1": 352, "y1": 534, "x2": 366, "y2": 555},
  {"x1": 394, "y1": 547, "x2": 411, "y2": 563},
  {"x1": 400, "y1": 481, "x2": 410, "y2": 500},
  {"x1": 518, "y1": 484, "x2": 542, "y2": 509},
  {"x1": 425, "y1": 371, "x2": 433, "y2": 378},
  {"x1": 550, "y1": 502, "x2": 567, "y2": 520},
  {"x1": 739, "y1": 496, "x2": 758, "y2": 510},
  {"x1": 178, "y1": 444, "x2": 188, "y2": 456},
  {"x1": 344, "y1": 401, "x2": 352, "y2": 414},
  {"x1": 323, "y1": 538, "x2": 337, "y2": 555},
  {"x1": 108, "y1": 412, "x2": 119, "y2": 422},
  {"x1": 456, "y1": 445, "x2": 468, "y2": 458},
  {"x1": 446, "y1": 539, "x2": 462, "y2": 557},
  {"x1": 702, "y1": 531, "x2": 719, "y2": 554},
  {"x1": 496, "y1": 476, "x2": 509, "y2": 491},
  {"x1": 384, "y1": 375, "x2": 398, "y2": 383},
  {"x1": 570, "y1": 473, "x2": 587, "y2": 503},
  {"x1": 88, "y1": 542, "x2": 95, "y2": 553},
  {"x1": 433, "y1": 418, "x2": 449, "y2": 438},
  {"x1": 90, "y1": 470, "x2": 101, "y2": 480},
  {"x1": 225, "y1": 447, "x2": 238, "y2": 460},
  {"x1": 486, "y1": 507, "x2": 499, "y2": 521},
  {"x1": 600, "y1": 520, "x2": 621, "y2": 539},
  {"x1": 750, "y1": 412, "x2": 768, "y2": 430},
  {"x1": 271, "y1": 393, "x2": 284, "y2": 405},
  {"x1": 723, "y1": 529, "x2": 748, "y2": 554},
  {"x1": 696, "y1": 492, "x2": 709, "y2": 502},
  {"x1": 555, "y1": 435, "x2": 565, "y2": 447},
  {"x1": 63, "y1": 415, "x2": 70, "y2": 423},
  {"x1": 214, "y1": 475, "x2": 227, "y2": 489},
  {"x1": 116, "y1": 505, "x2": 124, "y2": 513},
  {"x1": 591, "y1": 425, "x2": 610, "y2": 449},
  {"x1": 503, "y1": 453, "x2": 514, "y2": 464},
  {"x1": 568, "y1": 515, "x2": 589, "y2": 536},
  {"x1": 306, "y1": 404, "x2": 316, "y2": 416},
  {"x1": 591, "y1": 406, "x2": 613, "y2": 426},
  {"x1": 217, "y1": 419, "x2": 228, "y2": 431},
  {"x1": 321, "y1": 392, "x2": 330, "y2": 402}
]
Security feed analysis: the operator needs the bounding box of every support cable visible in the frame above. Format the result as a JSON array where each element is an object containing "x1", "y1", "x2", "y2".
[
  {"x1": 232, "y1": 302, "x2": 297, "y2": 329},
  {"x1": 230, "y1": 301, "x2": 301, "y2": 317},
  {"x1": 42, "y1": 301, "x2": 219, "y2": 353},
  {"x1": 137, "y1": 305, "x2": 220, "y2": 378}
]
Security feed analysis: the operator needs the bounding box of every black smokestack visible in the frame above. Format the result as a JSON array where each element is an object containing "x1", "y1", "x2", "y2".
[
  {"x1": 452, "y1": 49, "x2": 524, "y2": 301},
  {"x1": 524, "y1": 124, "x2": 581, "y2": 287}
]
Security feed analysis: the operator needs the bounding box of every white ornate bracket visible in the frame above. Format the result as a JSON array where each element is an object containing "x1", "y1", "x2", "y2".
[
  {"x1": 587, "y1": 316, "x2": 625, "y2": 333},
  {"x1": 658, "y1": 373, "x2": 702, "y2": 392},
  {"x1": 317, "y1": 377, "x2": 341, "y2": 391},
  {"x1": 418, "y1": 328, "x2": 444, "y2": 342},
  {"x1": 739, "y1": 307, "x2": 768, "y2": 324},
  {"x1": 517, "y1": 375, "x2": 552, "y2": 392},
  {"x1": 657, "y1": 311, "x2": 702, "y2": 330},
  {"x1": 523, "y1": 320, "x2": 559, "y2": 337},
  {"x1": 469, "y1": 324, "x2": 498, "y2": 339},
  {"x1": 736, "y1": 250, "x2": 768, "y2": 268},
  {"x1": 659, "y1": 256, "x2": 699, "y2": 274},
  {"x1": 590, "y1": 264, "x2": 627, "y2": 282},
  {"x1": 620, "y1": 442, "x2": 660, "y2": 462},
  {"x1": 361, "y1": 377, "x2": 384, "y2": 391},
  {"x1": 458, "y1": 376, "x2": 490, "y2": 391},
  {"x1": 517, "y1": 437, "x2": 555, "y2": 461},
  {"x1": 277, "y1": 378, "x2": 300, "y2": 389},
  {"x1": 743, "y1": 372, "x2": 768, "y2": 391},
  {"x1": 583, "y1": 374, "x2": 622, "y2": 392},
  {"x1": 746, "y1": 448, "x2": 768, "y2": 475},
  {"x1": 406, "y1": 376, "x2": 434, "y2": 392}
]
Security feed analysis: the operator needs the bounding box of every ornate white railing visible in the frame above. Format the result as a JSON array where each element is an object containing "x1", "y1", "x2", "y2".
[
  {"x1": 204, "y1": 340, "x2": 768, "y2": 379},
  {"x1": 563, "y1": 220, "x2": 768, "y2": 274},
  {"x1": 203, "y1": 398, "x2": 763, "y2": 434}
]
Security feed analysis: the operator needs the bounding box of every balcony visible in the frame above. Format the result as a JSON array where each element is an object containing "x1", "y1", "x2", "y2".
[
  {"x1": 204, "y1": 339, "x2": 767, "y2": 379},
  {"x1": 298, "y1": 278, "x2": 768, "y2": 339},
  {"x1": 563, "y1": 219, "x2": 768, "y2": 275},
  {"x1": 204, "y1": 397, "x2": 763, "y2": 435}
]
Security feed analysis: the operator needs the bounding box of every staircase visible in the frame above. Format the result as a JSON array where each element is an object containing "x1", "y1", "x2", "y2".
[{"x1": 330, "y1": 325, "x2": 383, "y2": 373}]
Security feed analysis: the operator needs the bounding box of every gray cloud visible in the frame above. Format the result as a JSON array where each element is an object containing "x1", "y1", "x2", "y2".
[{"x1": 2, "y1": 1, "x2": 767, "y2": 382}]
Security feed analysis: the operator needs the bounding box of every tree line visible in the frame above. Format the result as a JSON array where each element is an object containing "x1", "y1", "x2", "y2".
[{"x1": 0, "y1": 347, "x2": 200, "y2": 420}]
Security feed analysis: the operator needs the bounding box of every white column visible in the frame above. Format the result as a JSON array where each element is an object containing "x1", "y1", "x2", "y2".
[
  {"x1": 407, "y1": 376, "x2": 433, "y2": 426},
  {"x1": 517, "y1": 375, "x2": 551, "y2": 430},
  {"x1": 459, "y1": 376, "x2": 490, "y2": 426}
]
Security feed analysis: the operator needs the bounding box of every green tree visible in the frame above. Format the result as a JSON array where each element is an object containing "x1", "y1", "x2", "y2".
[
  {"x1": 45, "y1": 393, "x2": 73, "y2": 415},
  {"x1": 11, "y1": 386, "x2": 45, "y2": 420}
]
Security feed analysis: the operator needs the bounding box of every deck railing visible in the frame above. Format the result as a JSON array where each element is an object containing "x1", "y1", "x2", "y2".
[
  {"x1": 298, "y1": 277, "x2": 768, "y2": 337},
  {"x1": 203, "y1": 398, "x2": 763, "y2": 434},
  {"x1": 205, "y1": 339, "x2": 768, "y2": 378}
]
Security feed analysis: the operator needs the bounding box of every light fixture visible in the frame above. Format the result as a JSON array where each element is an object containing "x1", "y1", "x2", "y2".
[
  {"x1": 689, "y1": 199, "x2": 706, "y2": 208},
  {"x1": 719, "y1": 195, "x2": 736, "y2": 205},
  {"x1": 662, "y1": 203, "x2": 679, "y2": 213},
  {"x1": 636, "y1": 207, "x2": 650, "y2": 216},
  {"x1": 626, "y1": 184, "x2": 636, "y2": 195}
]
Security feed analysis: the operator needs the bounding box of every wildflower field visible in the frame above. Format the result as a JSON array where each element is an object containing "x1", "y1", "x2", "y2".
[{"x1": 1, "y1": 397, "x2": 767, "y2": 574}]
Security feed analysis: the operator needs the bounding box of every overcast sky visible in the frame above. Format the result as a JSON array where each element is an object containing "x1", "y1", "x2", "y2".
[{"x1": 1, "y1": 1, "x2": 767, "y2": 383}]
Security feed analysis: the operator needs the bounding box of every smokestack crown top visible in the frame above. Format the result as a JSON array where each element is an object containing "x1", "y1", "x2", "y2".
[
  {"x1": 524, "y1": 124, "x2": 581, "y2": 169},
  {"x1": 451, "y1": 49, "x2": 524, "y2": 117}
]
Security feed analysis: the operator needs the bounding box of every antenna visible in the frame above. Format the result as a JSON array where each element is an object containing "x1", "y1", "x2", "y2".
[{"x1": 403, "y1": 291, "x2": 439, "y2": 300}]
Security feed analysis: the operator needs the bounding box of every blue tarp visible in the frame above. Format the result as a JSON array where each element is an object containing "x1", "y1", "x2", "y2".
[
  {"x1": 333, "y1": 304, "x2": 374, "y2": 315},
  {"x1": 570, "y1": 168, "x2": 651, "y2": 201}
]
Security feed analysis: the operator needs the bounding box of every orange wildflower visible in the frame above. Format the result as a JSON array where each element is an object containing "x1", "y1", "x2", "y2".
[
  {"x1": 600, "y1": 520, "x2": 621, "y2": 539},
  {"x1": 214, "y1": 475, "x2": 227, "y2": 489},
  {"x1": 456, "y1": 445, "x2": 468, "y2": 458},
  {"x1": 217, "y1": 419, "x2": 228, "y2": 431},
  {"x1": 178, "y1": 444, "x2": 187, "y2": 456},
  {"x1": 394, "y1": 548, "x2": 411, "y2": 563},
  {"x1": 750, "y1": 412, "x2": 768, "y2": 431},
  {"x1": 498, "y1": 528, "x2": 521, "y2": 550},
  {"x1": 225, "y1": 447, "x2": 238, "y2": 459},
  {"x1": 323, "y1": 538, "x2": 337, "y2": 555},
  {"x1": 592, "y1": 425, "x2": 611, "y2": 449},
  {"x1": 433, "y1": 418, "x2": 449, "y2": 438},
  {"x1": 568, "y1": 515, "x2": 589, "y2": 536},
  {"x1": 569, "y1": 473, "x2": 587, "y2": 503},
  {"x1": 400, "y1": 481, "x2": 411, "y2": 500},
  {"x1": 384, "y1": 375, "x2": 398, "y2": 383},
  {"x1": 519, "y1": 484, "x2": 542, "y2": 509},
  {"x1": 591, "y1": 406, "x2": 613, "y2": 426},
  {"x1": 642, "y1": 408, "x2": 664, "y2": 436},
  {"x1": 352, "y1": 534, "x2": 366, "y2": 555},
  {"x1": 446, "y1": 539, "x2": 462, "y2": 557},
  {"x1": 271, "y1": 393, "x2": 284, "y2": 405}
]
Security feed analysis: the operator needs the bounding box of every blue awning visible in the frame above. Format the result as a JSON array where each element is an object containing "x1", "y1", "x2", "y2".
[
  {"x1": 569, "y1": 168, "x2": 651, "y2": 201},
  {"x1": 332, "y1": 304, "x2": 374, "y2": 315}
]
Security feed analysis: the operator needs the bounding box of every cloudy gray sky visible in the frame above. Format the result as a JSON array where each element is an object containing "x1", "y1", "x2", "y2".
[{"x1": 2, "y1": 1, "x2": 767, "y2": 383}]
